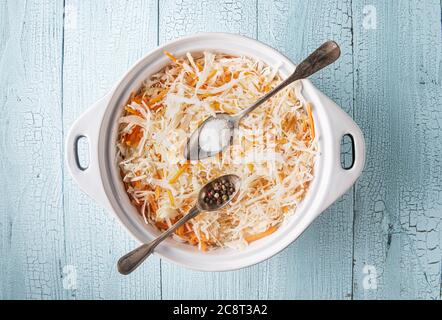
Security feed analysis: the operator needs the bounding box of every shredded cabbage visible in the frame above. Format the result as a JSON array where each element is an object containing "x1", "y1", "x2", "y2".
[{"x1": 117, "y1": 51, "x2": 317, "y2": 251}]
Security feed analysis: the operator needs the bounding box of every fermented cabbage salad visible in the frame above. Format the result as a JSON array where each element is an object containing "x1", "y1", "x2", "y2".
[{"x1": 117, "y1": 51, "x2": 317, "y2": 251}]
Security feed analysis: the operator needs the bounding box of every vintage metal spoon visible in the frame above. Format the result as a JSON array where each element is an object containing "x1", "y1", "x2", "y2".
[
  {"x1": 117, "y1": 174, "x2": 241, "y2": 275},
  {"x1": 184, "y1": 40, "x2": 341, "y2": 160}
]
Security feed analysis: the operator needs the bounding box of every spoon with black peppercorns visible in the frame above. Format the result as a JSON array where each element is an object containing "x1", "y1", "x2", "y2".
[{"x1": 117, "y1": 174, "x2": 241, "y2": 275}]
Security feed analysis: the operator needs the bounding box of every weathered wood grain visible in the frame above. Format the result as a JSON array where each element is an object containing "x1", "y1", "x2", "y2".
[
  {"x1": 352, "y1": 0, "x2": 442, "y2": 299},
  {"x1": 1, "y1": 0, "x2": 441, "y2": 300},
  {"x1": 158, "y1": 0, "x2": 262, "y2": 300},
  {"x1": 0, "y1": 0, "x2": 65, "y2": 299},
  {"x1": 159, "y1": 0, "x2": 257, "y2": 41},
  {"x1": 257, "y1": 0, "x2": 355, "y2": 299},
  {"x1": 62, "y1": 0, "x2": 161, "y2": 299}
]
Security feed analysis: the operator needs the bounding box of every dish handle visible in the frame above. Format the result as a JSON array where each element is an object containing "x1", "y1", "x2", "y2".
[
  {"x1": 317, "y1": 91, "x2": 366, "y2": 212},
  {"x1": 65, "y1": 93, "x2": 113, "y2": 212}
]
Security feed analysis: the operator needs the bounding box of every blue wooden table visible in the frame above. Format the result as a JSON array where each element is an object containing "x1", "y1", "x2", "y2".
[{"x1": 1, "y1": 0, "x2": 441, "y2": 300}]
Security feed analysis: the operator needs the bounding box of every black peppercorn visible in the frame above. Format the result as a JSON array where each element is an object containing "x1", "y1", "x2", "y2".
[{"x1": 203, "y1": 178, "x2": 236, "y2": 207}]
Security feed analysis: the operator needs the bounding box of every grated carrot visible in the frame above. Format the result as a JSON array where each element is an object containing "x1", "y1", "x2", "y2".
[
  {"x1": 187, "y1": 232, "x2": 198, "y2": 245},
  {"x1": 164, "y1": 50, "x2": 179, "y2": 63},
  {"x1": 148, "y1": 89, "x2": 168, "y2": 105},
  {"x1": 176, "y1": 224, "x2": 186, "y2": 236},
  {"x1": 205, "y1": 69, "x2": 217, "y2": 83},
  {"x1": 302, "y1": 118, "x2": 307, "y2": 132},
  {"x1": 125, "y1": 106, "x2": 142, "y2": 117},
  {"x1": 200, "y1": 240, "x2": 207, "y2": 252},
  {"x1": 262, "y1": 84, "x2": 271, "y2": 92},
  {"x1": 210, "y1": 101, "x2": 220, "y2": 111},
  {"x1": 132, "y1": 94, "x2": 144, "y2": 104},
  {"x1": 185, "y1": 72, "x2": 198, "y2": 87},
  {"x1": 155, "y1": 220, "x2": 168, "y2": 230},
  {"x1": 199, "y1": 232, "x2": 208, "y2": 252},
  {"x1": 133, "y1": 181, "x2": 142, "y2": 188},
  {"x1": 198, "y1": 92, "x2": 220, "y2": 99},
  {"x1": 148, "y1": 195, "x2": 158, "y2": 212},
  {"x1": 169, "y1": 162, "x2": 190, "y2": 184},
  {"x1": 196, "y1": 61, "x2": 204, "y2": 72},
  {"x1": 127, "y1": 91, "x2": 135, "y2": 104},
  {"x1": 124, "y1": 125, "x2": 143, "y2": 146},
  {"x1": 245, "y1": 226, "x2": 278, "y2": 243},
  {"x1": 306, "y1": 103, "x2": 315, "y2": 140},
  {"x1": 155, "y1": 185, "x2": 161, "y2": 199},
  {"x1": 150, "y1": 103, "x2": 164, "y2": 112},
  {"x1": 156, "y1": 168, "x2": 164, "y2": 179},
  {"x1": 167, "y1": 189, "x2": 175, "y2": 207},
  {"x1": 285, "y1": 115, "x2": 297, "y2": 131}
]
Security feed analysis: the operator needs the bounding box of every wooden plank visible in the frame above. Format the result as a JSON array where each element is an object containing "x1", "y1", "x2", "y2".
[
  {"x1": 352, "y1": 0, "x2": 442, "y2": 299},
  {"x1": 1, "y1": 0, "x2": 439, "y2": 301},
  {"x1": 0, "y1": 0, "x2": 65, "y2": 299},
  {"x1": 257, "y1": 0, "x2": 355, "y2": 299},
  {"x1": 62, "y1": 0, "x2": 161, "y2": 299},
  {"x1": 159, "y1": 0, "x2": 257, "y2": 41},
  {"x1": 158, "y1": 0, "x2": 261, "y2": 300}
]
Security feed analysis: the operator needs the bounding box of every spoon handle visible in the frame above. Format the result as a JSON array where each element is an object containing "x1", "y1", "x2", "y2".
[
  {"x1": 234, "y1": 41, "x2": 341, "y2": 121},
  {"x1": 117, "y1": 206, "x2": 201, "y2": 275}
]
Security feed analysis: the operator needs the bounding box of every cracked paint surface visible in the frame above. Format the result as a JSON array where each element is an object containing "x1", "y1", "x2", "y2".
[{"x1": 0, "y1": 0, "x2": 441, "y2": 299}]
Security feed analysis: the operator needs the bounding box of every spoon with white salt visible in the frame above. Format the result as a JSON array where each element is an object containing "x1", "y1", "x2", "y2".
[{"x1": 184, "y1": 41, "x2": 341, "y2": 160}]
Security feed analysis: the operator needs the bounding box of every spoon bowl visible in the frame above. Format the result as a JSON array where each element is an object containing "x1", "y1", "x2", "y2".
[
  {"x1": 184, "y1": 113, "x2": 235, "y2": 161},
  {"x1": 197, "y1": 174, "x2": 241, "y2": 211}
]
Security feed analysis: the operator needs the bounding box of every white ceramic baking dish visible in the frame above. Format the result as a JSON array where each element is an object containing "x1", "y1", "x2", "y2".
[{"x1": 66, "y1": 33, "x2": 365, "y2": 271}]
